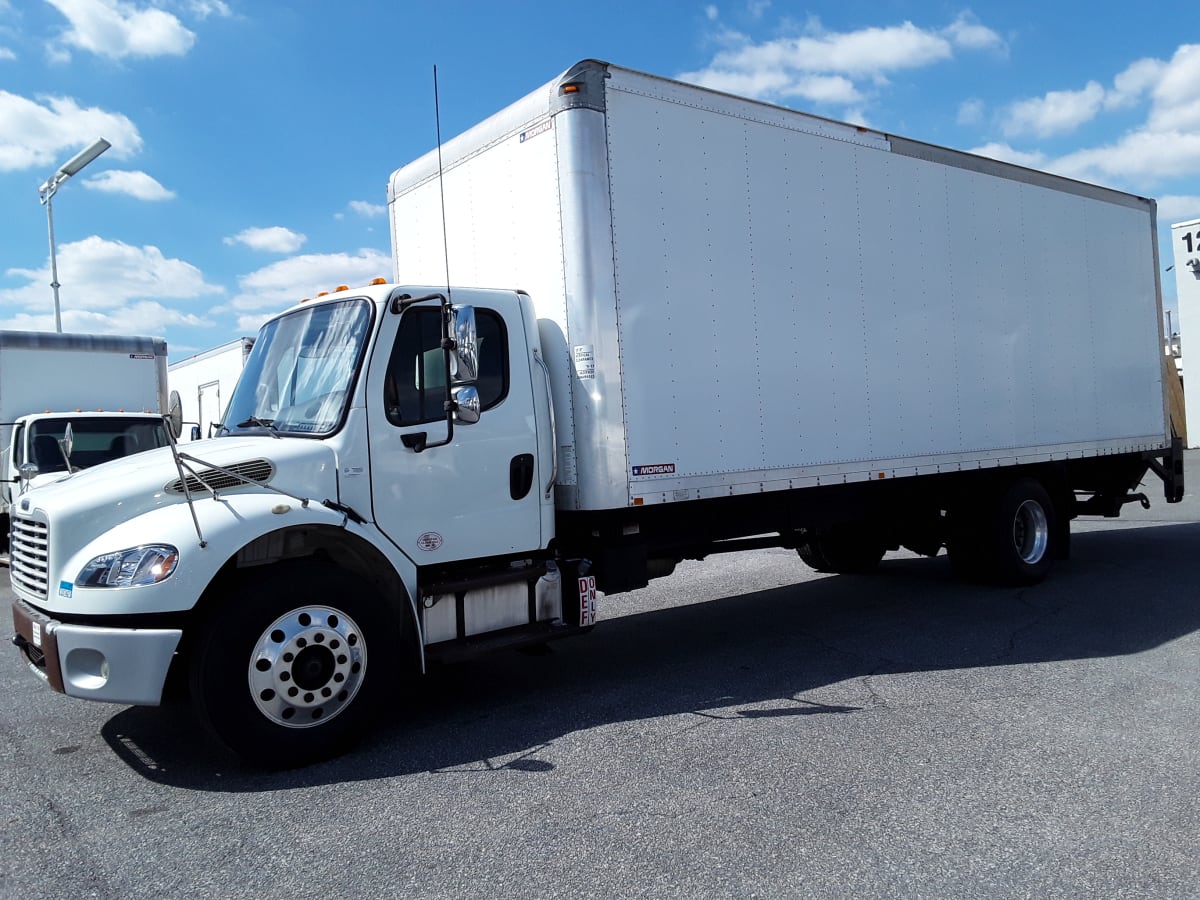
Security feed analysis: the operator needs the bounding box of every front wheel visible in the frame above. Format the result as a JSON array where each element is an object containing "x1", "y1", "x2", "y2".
[{"x1": 188, "y1": 561, "x2": 400, "y2": 768}]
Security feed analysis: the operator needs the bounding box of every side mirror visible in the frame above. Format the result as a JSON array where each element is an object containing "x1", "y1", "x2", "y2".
[
  {"x1": 18, "y1": 462, "x2": 38, "y2": 488},
  {"x1": 451, "y1": 305, "x2": 478, "y2": 384},
  {"x1": 454, "y1": 386, "x2": 480, "y2": 425},
  {"x1": 167, "y1": 390, "x2": 184, "y2": 439},
  {"x1": 61, "y1": 422, "x2": 74, "y2": 461},
  {"x1": 190, "y1": 425, "x2": 202, "y2": 442}
]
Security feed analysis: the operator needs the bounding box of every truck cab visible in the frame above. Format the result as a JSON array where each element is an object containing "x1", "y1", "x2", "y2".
[
  {"x1": 2, "y1": 410, "x2": 172, "y2": 553},
  {"x1": 9, "y1": 283, "x2": 562, "y2": 767}
]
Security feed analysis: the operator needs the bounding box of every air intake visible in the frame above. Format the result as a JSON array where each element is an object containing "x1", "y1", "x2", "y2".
[{"x1": 166, "y1": 459, "x2": 274, "y2": 494}]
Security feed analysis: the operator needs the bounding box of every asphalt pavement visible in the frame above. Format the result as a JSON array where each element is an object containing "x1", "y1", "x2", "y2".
[{"x1": 1, "y1": 457, "x2": 1197, "y2": 898}]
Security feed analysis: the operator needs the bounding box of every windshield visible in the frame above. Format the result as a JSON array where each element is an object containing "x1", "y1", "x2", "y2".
[
  {"x1": 222, "y1": 298, "x2": 372, "y2": 437},
  {"x1": 25, "y1": 417, "x2": 169, "y2": 471}
]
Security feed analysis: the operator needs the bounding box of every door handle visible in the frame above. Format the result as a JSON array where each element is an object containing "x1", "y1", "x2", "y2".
[{"x1": 510, "y1": 453, "x2": 534, "y2": 500}]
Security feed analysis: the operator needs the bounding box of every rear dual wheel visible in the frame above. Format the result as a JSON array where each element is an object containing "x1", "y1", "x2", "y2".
[{"x1": 949, "y1": 477, "x2": 1058, "y2": 585}]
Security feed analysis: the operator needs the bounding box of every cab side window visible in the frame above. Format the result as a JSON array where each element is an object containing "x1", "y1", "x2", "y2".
[{"x1": 384, "y1": 307, "x2": 508, "y2": 426}]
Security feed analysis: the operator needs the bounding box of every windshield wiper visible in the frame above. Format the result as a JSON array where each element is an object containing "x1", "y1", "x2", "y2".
[{"x1": 237, "y1": 416, "x2": 281, "y2": 438}]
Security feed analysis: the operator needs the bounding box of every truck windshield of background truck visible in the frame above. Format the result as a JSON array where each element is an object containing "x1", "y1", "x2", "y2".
[
  {"x1": 21, "y1": 416, "x2": 170, "y2": 470},
  {"x1": 222, "y1": 298, "x2": 372, "y2": 437}
]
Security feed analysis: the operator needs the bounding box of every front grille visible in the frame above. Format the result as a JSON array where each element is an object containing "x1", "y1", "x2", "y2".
[
  {"x1": 166, "y1": 458, "x2": 274, "y2": 494},
  {"x1": 10, "y1": 515, "x2": 49, "y2": 599}
]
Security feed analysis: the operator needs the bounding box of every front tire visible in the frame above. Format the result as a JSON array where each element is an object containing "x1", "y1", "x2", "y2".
[{"x1": 188, "y1": 560, "x2": 399, "y2": 768}]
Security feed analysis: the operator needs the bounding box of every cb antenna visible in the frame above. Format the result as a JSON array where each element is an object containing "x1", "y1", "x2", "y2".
[{"x1": 434, "y1": 65, "x2": 452, "y2": 302}]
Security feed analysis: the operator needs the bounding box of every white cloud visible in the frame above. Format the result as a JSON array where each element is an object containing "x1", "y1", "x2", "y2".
[
  {"x1": 83, "y1": 169, "x2": 174, "y2": 200},
  {"x1": 0, "y1": 47, "x2": 15, "y2": 61},
  {"x1": 968, "y1": 142, "x2": 1049, "y2": 170},
  {"x1": 942, "y1": 13, "x2": 1004, "y2": 52},
  {"x1": 1052, "y1": 130, "x2": 1200, "y2": 183},
  {"x1": 958, "y1": 98, "x2": 984, "y2": 125},
  {"x1": 0, "y1": 235, "x2": 222, "y2": 334},
  {"x1": 678, "y1": 14, "x2": 1000, "y2": 106},
  {"x1": 1003, "y1": 81, "x2": 1106, "y2": 138},
  {"x1": 1106, "y1": 57, "x2": 1165, "y2": 110},
  {"x1": 990, "y1": 45, "x2": 1200, "y2": 191},
  {"x1": 1158, "y1": 195, "x2": 1200, "y2": 223},
  {"x1": 0, "y1": 90, "x2": 141, "y2": 172},
  {"x1": 984, "y1": 45, "x2": 1200, "y2": 188},
  {"x1": 705, "y1": 5, "x2": 718, "y2": 21},
  {"x1": 223, "y1": 226, "x2": 307, "y2": 254},
  {"x1": 179, "y1": 0, "x2": 232, "y2": 19},
  {"x1": 746, "y1": 0, "x2": 769, "y2": 19},
  {"x1": 46, "y1": 0, "x2": 195, "y2": 60},
  {"x1": 1147, "y1": 44, "x2": 1200, "y2": 131},
  {"x1": 0, "y1": 301, "x2": 210, "y2": 337},
  {"x1": 780, "y1": 74, "x2": 862, "y2": 105},
  {"x1": 226, "y1": 248, "x2": 392, "y2": 318},
  {"x1": 349, "y1": 200, "x2": 386, "y2": 218}
]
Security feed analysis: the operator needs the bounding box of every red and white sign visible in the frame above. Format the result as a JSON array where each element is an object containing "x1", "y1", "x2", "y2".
[{"x1": 577, "y1": 576, "x2": 597, "y2": 626}]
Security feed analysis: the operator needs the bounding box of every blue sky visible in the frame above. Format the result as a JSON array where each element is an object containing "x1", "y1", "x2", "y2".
[{"x1": 1, "y1": 1, "x2": 1198, "y2": 360}]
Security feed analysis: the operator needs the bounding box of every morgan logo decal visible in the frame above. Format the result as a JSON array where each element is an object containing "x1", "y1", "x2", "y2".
[
  {"x1": 519, "y1": 119, "x2": 552, "y2": 143},
  {"x1": 416, "y1": 532, "x2": 443, "y2": 551},
  {"x1": 632, "y1": 464, "x2": 675, "y2": 477}
]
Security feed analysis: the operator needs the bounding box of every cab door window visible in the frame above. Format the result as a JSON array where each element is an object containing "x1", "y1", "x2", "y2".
[{"x1": 384, "y1": 307, "x2": 508, "y2": 426}]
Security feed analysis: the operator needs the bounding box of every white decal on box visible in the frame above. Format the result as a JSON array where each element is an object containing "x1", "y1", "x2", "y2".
[
  {"x1": 32, "y1": 622, "x2": 42, "y2": 648},
  {"x1": 578, "y1": 576, "x2": 597, "y2": 626},
  {"x1": 558, "y1": 444, "x2": 577, "y2": 485},
  {"x1": 519, "y1": 119, "x2": 553, "y2": 143},
  {"x1": 572, "y1": 345, "x2": 595, "y2": 380},
  {"x1": 632, "y1": 464, "x2": 675, "y2": 477}
]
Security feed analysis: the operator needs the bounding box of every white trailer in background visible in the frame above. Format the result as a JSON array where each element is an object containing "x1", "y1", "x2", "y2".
[
  {"x1": 9, "y1": 60, "x2": 1184, "y2": 768},
  {"x1": 168, "y1": 337, "x2": 254, "y2": 441},
  {"x1": 0, "y1": 330, "x2": 169, "y2": 546},
  {"x1": 1170, "y1": 219, "x2": 1200, "y2": 447}
]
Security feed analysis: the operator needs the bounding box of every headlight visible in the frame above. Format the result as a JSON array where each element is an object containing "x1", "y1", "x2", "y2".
[{"x1": 77, "y1": 545, "x2": 179, "y2": 588}]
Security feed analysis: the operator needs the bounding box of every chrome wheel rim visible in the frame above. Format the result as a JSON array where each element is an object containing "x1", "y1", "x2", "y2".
[
  {"x1": 247, "y1": 606, "x2": 366, "y2": 728},
  {"x1": 1013, "y1": 500, "x2": 1049, "y2": 565}
]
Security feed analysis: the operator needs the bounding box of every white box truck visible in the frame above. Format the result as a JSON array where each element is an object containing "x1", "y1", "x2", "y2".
[
  {"x1": 0, "y1": 330, "x2": 170, "y2": 549},
  {"x1": 9, "y1": 61, "x2": 1183, "y2": 767},
  {"x1": 168, "y1": 337, "x2": 255, "y2": 442}
]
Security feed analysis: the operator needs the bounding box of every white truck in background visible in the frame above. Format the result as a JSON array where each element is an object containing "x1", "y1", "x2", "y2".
[
  {"x1": 1170, "y1": 218, "x2": 1199, "y2": 445},
  {"x1": 9, "y1": 61, "x2": 1183, "y2": 768},
  {"x1": 168, "y1": 337, "x2": 255, "y2": 442},
  {"x1": 0, "y1": 330, "x2": 170, "y2": 549}
]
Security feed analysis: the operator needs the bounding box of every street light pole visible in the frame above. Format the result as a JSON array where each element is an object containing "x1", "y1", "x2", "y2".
[{"x1": 38, "y1": 138, "x2": 111, "y2": 333}]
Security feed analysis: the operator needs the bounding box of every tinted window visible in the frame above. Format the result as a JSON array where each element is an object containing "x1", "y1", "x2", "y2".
[{"x1": 385, "y1": 308, "x2": 508, "y2": 426}]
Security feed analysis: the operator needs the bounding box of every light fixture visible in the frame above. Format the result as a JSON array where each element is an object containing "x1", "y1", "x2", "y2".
[{"x1": 38, "y1": 138, "x2": 111, "y2": 333}]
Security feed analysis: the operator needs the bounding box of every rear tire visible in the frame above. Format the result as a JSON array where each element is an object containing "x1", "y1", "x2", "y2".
[
  {"x1": 188, "y1": 560, "x2": 401, "y2": 768},
  {"x1": 949, "y1": 477, "x2": 1057, "y2": 586}
]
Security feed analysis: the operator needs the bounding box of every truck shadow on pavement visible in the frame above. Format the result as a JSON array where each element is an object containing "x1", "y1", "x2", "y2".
[{"x1": 101, "y1": 521, "x2": 1200, "y2": 790}]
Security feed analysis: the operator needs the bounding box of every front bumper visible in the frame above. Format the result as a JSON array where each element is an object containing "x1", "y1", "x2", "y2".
[{"x1": 11, "y1": 597, "x2": 182, "y2": 706}]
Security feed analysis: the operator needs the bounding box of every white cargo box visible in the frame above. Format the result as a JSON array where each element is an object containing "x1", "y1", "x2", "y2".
[
  {"x1": 168, "y1": 336, "x2": 255, "y2": 441},
  {"x1": 390, "y1": 61, "x2": 1169, "y2": 513}
]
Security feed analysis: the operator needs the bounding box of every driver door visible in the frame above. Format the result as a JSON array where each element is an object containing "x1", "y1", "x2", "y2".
[{"x1": 364, "y1": 294, "x2": 545, "y2": 564}]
